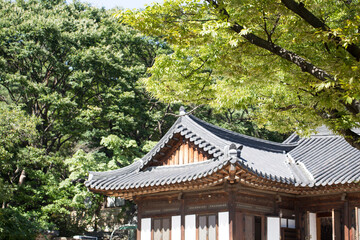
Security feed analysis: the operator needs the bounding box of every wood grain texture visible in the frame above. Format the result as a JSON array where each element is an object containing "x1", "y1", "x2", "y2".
[{"x1": 151, "y1": 135, "x2": 213, "y2": 166}]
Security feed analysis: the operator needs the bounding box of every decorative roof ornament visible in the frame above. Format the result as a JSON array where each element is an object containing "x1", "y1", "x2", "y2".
[
  {"x1": 237, "y1": 145, "x2": 243, "y2": 158},
  {"x1": 229, "y1": 143, "x2": 237, "y2": 157},
  {"x1": 179, "y1": 106, "x2": 186, "y2": 116},
  {"x1": 224, "y1": 143, "x2": 242, "y2": 161}
]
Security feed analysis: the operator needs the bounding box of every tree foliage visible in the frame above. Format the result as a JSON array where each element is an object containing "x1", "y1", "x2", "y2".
[
  {"x1": 0, "y1": 103, "x2": 38, "y2": 205},
  {"x1": 0, "y1": 0, "x2": 174, "y2": 238},
  {"x1": 119, "y1": 0, "x2": 360, "y2": 148},
  {"x1": 0, "y1": 207, "x2": 38, "y2": 240},
  {"x1": 0, "y1": 0, "x2": 296, "y2": 238}
]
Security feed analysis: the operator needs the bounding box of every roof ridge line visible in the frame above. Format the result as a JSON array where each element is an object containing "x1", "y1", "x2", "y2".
[
  {"x1": 182, "y1": 115, "x2": 230, "y2": 147},
  {"x1": 286, "y1": 153, "x2": 314, "y2": 187},
  {"x1": 187, "y1": 115, "x2": 298, "y2": 152},
  {"x1": 139, "y1": 117, "x2": 184, "y2": 168}
]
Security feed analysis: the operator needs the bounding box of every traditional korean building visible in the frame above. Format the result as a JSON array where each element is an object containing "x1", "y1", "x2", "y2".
[{"x1": 85, "y1": 109, "x2": 360, "y2": 240}]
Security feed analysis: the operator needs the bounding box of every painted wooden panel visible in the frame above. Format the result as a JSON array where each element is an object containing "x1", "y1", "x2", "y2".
[
  {"x1": 218, "y1": 212, "x2": 230, "y2": 240},
  {"x1": 199, "y1": 216, "x2": 207, "y2": 240},
  {"x1": 208, "y1": 215, "x2": 216, "y2": 240},
  {"x1": 185, "y1": 214, "x2": 196, "y2": 240},
  {"x1": 267, "y1": 217, "x2": 280, "y2": 240},
  {"x1": 163, "y1": 218, "x2": 170, "y2": 240},
  {"x1": 332, "y1": 210, "x2": 341, "y2": 240},
  {"x1": 171, "y1": 216, "x2": 181, "y2": 240},
  {"x1": 152, "y1": 135, "x2": 212, "y2": 166},
  {"x1": 179, "y1": 144, "x2": 184, "y2": 165},
  {"x1": 308, "y1": 213, "x2": 317, "y2": 240},
  {"x1": 153, "y1": 219, "x2": 162, "y2": 240},
  {"x1": 141, "y1": 218, "x2": 151, "y2": 240},
  {"x1": 153, "y1": 218, "x2": 171, "y2": 240}
]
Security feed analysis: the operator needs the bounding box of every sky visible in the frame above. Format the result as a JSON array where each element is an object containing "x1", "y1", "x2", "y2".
[{"x1": 67, "y1": 0, "x2": 163, "y2": 9}]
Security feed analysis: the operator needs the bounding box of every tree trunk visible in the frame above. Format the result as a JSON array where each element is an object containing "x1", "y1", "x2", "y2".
[
  {"x1": 18, "y1": 170, "x2": 26, "y2": 185},
  {"x1": 281, "y1": 0, "x2": 360, "y2": 61}
]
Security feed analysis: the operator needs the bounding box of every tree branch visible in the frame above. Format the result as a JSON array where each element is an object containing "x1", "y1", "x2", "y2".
[
  {"x1": 207, "y1": 0, "x2": 360, "y2": 149},
  {"x1": 231, "y1": 23, "x2": 334, "y2": 82},
  {"x1": 206, "y1": 0, "x2": 334, "y2": 82},
  {"x1": 337, "y1": 128, "x2": 360, "y2": 149},
  {"x1": 342, "y1": 99, "x2": 360, "y2": 116},
  {"x1": 281, "y1": 0, "x2": 360, "y2": 61}
]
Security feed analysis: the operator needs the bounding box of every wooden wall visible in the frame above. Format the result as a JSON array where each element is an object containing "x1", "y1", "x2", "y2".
[{"x1": 151, "y1": 135, "x2": 213, "y2": 166}]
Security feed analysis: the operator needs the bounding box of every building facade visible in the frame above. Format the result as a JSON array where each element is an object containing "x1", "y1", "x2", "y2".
[{"x1": 86, "y1": 112, "x2": 360, "y2": 240}]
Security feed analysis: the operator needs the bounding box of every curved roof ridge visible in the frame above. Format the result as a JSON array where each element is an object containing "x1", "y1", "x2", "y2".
[
  {"x1": 88, "y1": 160, "x2": 141, "y2": 178},
  {"x1": 284, "y1": 125, "x2": 360, "y2": 141},
  {"x1": 181, "y1": 115, "x2": 231, "y2": 148},
  {"x1": 187, "y1": 115, "x2": 297, "y2": 152},
  {"x1": 311, "y1": 125, "x2": 360, "y2": 137},
  {"x1": 282, "y1": 133, "x2": 300, "y2": 144},
  {"x1": 139, "y1": 116, "x2": 184, "y2": 168},
  {"x1": 139, "y1": 114, "x2": 236, "y2": 169}
]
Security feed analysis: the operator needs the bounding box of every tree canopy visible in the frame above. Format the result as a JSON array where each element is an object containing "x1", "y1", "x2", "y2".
[
  {"x1": 0, "y1": 1, "x2": 285, "y2": 238},
  {"x1": 119, "y1": 0, "x2": 360, "y2": 149},
  {"x1": 0, "y1": 0, "x2": 175, "y2": 237}
]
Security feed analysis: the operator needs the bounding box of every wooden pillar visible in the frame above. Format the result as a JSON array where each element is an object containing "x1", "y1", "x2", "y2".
[
  {"x1": 294, "y1": 200, "x2": 301, "y2": 240},
  {"x1": 229, "y1": 191, "x2": 236, "y2": 240},
  {"x1": 137, "y1": 201, "x2": 142, "y2": 240},
  {"x1": 196, "y1": 215, "x2": 199, "y2": 240},
  {"x1": 181, "y1": 197, "x2": 185, "y2": 240},
  {"x1": 351, "y1": 207, "x2": 355, "y2": 240},
  {"x1": 356, "y1": 207, "x2": 359, "y2": 240},
  {"x1": 261, "y1": 216, "x2": 266, "y2": 240},
  {"x1": 332, "y1": 209, "x2": 341, "y2": 240},
  {"x1": 345, "y1": 201, "x2": 350, "y2": 240},
  {"x1": 151, "y1": 219, "x2": 154, "y2": 240}
]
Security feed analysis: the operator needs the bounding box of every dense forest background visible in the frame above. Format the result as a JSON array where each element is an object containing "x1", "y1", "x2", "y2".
[{"x1": 0, "y1": 0, "x2": 285, "y2": 239}]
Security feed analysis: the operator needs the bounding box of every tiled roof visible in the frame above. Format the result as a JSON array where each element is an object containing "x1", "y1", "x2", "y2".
[
  {"x1": 87, "y1": 158, "x2": 232, "y2": 191},
  {"x1": 139, "y1": 115, "x2": 297, "y2": 169},
  {"x1": 86, "y1": 115, "x2": 360, "y2": 194},
  {"x1": 188, "y1": 115, "x2": 297, "y2": 153},
  {"x1": 286, "y1": 126, "x2": 360, "y2": 186},
  {"x1": 86, "y1": 153, "x2": 299, "y2": 192}
]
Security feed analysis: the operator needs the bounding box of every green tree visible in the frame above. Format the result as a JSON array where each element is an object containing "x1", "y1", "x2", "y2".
[
  {"x1": 119, "y1": 0, "x2": 360, "y2": 149},
  {"x1": 0, "y1": 207, "x2": 39, "y2": 240},
  {"x1": 0, "y1": 103, "x2": 38, "y2": 207},
  {"x1": 0, "y1": 0, "x2": 174, "y2": 237}
]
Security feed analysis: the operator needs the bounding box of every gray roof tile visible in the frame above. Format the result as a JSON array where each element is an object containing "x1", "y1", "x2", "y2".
[{"x1": 287, "y1": 127, "x2": 360, "y2": 186}]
